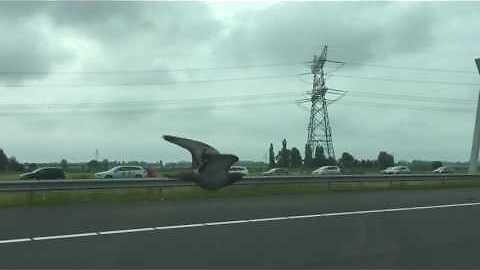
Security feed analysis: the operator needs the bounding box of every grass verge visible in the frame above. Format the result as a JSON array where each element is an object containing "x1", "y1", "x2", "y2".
[{"x1": 1, "y1": 179, "x2": 480, "y2": 208}]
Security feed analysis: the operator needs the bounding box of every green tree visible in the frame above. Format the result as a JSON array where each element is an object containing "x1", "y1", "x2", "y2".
[
  {"x1": 60, "y1": 159, "x2": 68, "y2": 170},
  {"x1": 327, "y1": 157, "x2": 337, "y2": 166},
  {"x1": 0, "y1": 149, "x2": 8, "y2": 172},
  {"x1": 26, "y1": 163, "x2": 37, "y2": 171},
  {"x1": 304, "y1": 144, "x2": 313, "y2": 168},
  {"x1": 8, "y1": 156, "x2": 23, "y2": 172},
  {"x1": 339, "y1": 152, "x2": 355, "y2": 169},
  {"x1": 313, "y1": 146, "x2": 327, "y2": 168},
  {"x1": 360, "y1": 160, "x2": 366, "y2": 167},
  {"x1": 432, "y1": 161, "x2": 443, "y2": 170},
  {"x1": 101, "y1": 159, "x2": 109, "y2": 170},
  {"x1": 87, "y1": 160, "x2": 99, "y2": 171},
  {"x1": 276, "y1": 139, "x2": 291, "y2": 168},
  {"x1": 377, "y1": 151, "x2": 394, "y2": 169},
  {"x1": 291, "y1": 147, "x2": 302, "y2": 168},
  {"x1": 365, "y1": 160, "x2": 373, "y2": 168},
  {"x1": 268, "y1": 143, "x2": 276, "y2": 168}
]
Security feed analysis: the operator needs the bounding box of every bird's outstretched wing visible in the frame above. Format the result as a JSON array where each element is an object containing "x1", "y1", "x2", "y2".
[
  {"x1": 197, "y1": 153, "x2": 239, "y2": 190},
  {"x1": 163, "y1": 135, "x2": 219, "y2": 169}
]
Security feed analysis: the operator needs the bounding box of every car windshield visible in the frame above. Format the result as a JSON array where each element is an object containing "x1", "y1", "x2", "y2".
[
  {"x1": 2, "y1": 2, "x2": 480, "y2": 269},
  {"x1": 31, "y1": 168, "x2": 43, "y2": 173}
]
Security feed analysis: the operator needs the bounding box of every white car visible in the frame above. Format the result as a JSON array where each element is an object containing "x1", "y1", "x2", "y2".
[
  {"x1": 312, "y1": 166, "x2": 341, "y2": 175},
  {"x1": 228, "y1": 166, "x2": 249, "y2": 177},
  {"x1": 433, "y1": 166, "x2": 451, "y2": 174},
  {"x1": 262, "y1": 168, "x2": 288, "y2": 176},
  {"x1": 95, "y1": 166, "x2": 146, "y2": 179},
  {"x1": 382, "y1": 166, "x2": 411, "y2": 174}
]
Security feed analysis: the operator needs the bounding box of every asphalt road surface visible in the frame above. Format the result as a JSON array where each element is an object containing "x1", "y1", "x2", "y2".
[{"x1": 2, "y1": 188, "x2": 480, "y2": 268}]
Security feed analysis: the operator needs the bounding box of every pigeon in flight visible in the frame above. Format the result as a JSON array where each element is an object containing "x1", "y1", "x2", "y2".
[{"x1": 163, "y1": 135, "x2": 240, "y2": 190}]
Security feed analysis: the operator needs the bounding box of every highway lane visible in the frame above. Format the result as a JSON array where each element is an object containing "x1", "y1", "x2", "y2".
[{"x1": 1, "y1": 188, "x2": 480, "y2": 268}]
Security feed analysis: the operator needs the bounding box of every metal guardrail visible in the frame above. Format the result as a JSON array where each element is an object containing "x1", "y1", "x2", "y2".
[
  {"x1": 245, "y1": 174, "x2": 479, "y2": 182},
  {"x1": 0, "y1": 178, "x2": 190, "y2": 192},
  {"x1": 0, "y1": 174, "x2": 479, "y2": 192}
]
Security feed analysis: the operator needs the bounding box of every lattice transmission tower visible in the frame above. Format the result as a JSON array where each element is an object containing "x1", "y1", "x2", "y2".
[{"x1": 305, "y1": 45, "x2": 335, "y2": 159}]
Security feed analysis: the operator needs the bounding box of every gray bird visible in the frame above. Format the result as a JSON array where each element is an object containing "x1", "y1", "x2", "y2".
[{"x1": 163, "y1": 135, "x2": 240, "y2": 190}]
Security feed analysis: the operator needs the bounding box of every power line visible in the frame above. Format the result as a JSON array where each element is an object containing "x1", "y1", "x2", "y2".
[
  {"x1": 0, "y1": 88, "x2": 474, "y2": 116},
  {"x1": 0, "y1": 65, "x2": 477, "y2": 89},
  {"x1": 0, "y1": 58, "x2": 475, "y2": 76},
  {"x1": 0, "y1": 98, "x2": 471, "y2": 117},
  {"x1": 0, "y1": 91, "x2": 303, "y2": 108},
  {"x1": 0, "y1": 74, "x2": 300, "y2": 88},
  {"x1": 0, "y1": 99, "x2": 299, "y2": 116},
  {"x1": 299, "y1": 88, "x2": 474, "y2": 105},
  {"x1": 335, "y1": 100, "x2": 474, "y2": 114},
  {"x1": 345, "y1": 90, "x2": 474, "y2": 105},
  {"x1": 299, "y1": 72, "x2": 479, "y2": 88},
  {"x1": 0, "y1": 88, "x2": 474, "y2": 108},
  {"x1": 331, "y1": 74, "x2": 480, "y2": 86},
  {"x1": 325, "y1": 59, "x2": 477, "y2": 74},
  {"x1": 0, "y1": 62, "x2": 304, "y2": 76}
]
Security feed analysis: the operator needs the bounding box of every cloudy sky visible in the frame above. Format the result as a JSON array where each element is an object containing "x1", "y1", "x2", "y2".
[{"x1": 0, "y1": 1, "x2": 479, "y2": 163}]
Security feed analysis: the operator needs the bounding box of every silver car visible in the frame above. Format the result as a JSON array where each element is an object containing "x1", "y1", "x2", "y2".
[
  {"x1": 228, "y1": 166, "x2": 249, "y2": 177},
  {"x1": 95, "y1": 166, "x2": 146, "y2": 179},
  {"x1": 382, "y1": 166, "x2": 411, "y2": 174},
  {"x1": 312, "y1": 166, "x2": 341, "y2": 175},
  {"x1": 433, "y1": 166, "x2": 451, "y2": 174}
]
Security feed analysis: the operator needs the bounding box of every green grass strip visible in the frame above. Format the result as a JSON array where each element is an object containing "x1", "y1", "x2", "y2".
[{"x1": 1, "y1": 179, "x2": 480, "y2": 208}]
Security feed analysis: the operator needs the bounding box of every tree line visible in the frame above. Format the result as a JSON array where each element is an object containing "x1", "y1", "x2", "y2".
[
  {"x1": 0, "y1": 149, "x2": 23, "y2": 172},
  {"x1": 0, "y1": 147, "x2": 164, "y2": 173},
  {"x1": 0, "y1": 144, "x2": 447, "y2": 174},
  {"x1": 268, "y1": 139, "x2": 395, "y2": 170}
]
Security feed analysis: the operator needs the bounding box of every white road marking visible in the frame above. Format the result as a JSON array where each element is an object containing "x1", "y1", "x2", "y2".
[
  {"x1": 32, "y1": 232, "x2": 98, "y2": 241},
  {"x1": 99, "y1": 228, "x2": 155, "y2": 235},
  {"x1": 1, "y1": 202, "x2": 479, "y2": 245},
  {"x1": 204, "y1": 220, "x2": 249, "y2": 226},
  {"x1": 155, "y1": 224, "x2": 205, "y2": 230},
  {"x1": 0, "y1": 238, "x2": 31, "y2": 244},
  {"x1": 249, "y1": 217, "x2": 289, "y2": 222}
]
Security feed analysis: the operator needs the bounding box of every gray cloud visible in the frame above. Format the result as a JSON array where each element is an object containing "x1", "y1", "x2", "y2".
[
  {"x1": 216, "y1": 2, "x2": 436, "y2": 65},
  {"x1": 47, "y1": 2, "x2": 220, "y2": 44},
  {"x1": 0, "y1": 16, "x2": 71, "y2": 83},
  {"x1": 0, "y1": 2, "x2": 222, "y2": 84}
]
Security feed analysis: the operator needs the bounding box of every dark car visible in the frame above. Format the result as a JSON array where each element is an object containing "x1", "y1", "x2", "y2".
[{"x1": 20, "y1": 167, "x2": 65, "y2": 180}]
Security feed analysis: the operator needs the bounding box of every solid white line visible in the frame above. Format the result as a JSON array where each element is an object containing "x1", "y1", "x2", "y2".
[
  {"x1": 248, "y1": 217, "x2": 289, "y2": 222},
  {"x1": 32, "y1": 232, "x2": 98, "y2": 241},
  {"x1": 98, "y1": 228, "x2": 155, "y2": 235},
  {"x1": 154, "y1": 223, "x2": 206, "y2": 230},
  {"x1": 205, "y1": 220, "x2": 249, "y2": 226},
  {"x1": 0, "y1": 238, "x2": 31, "y2": 244},
  {"x1": 286, "y1": 202, "x2": 480, "y2": 219},
  {"x1": 1, "y1": 202, "x2": 480, "y2": 245}
]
